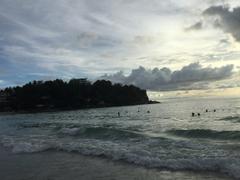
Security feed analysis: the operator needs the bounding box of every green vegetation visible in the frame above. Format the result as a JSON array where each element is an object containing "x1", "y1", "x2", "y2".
[{"x1": 0, "y1": 79, "x2": 154, "y2": 112}]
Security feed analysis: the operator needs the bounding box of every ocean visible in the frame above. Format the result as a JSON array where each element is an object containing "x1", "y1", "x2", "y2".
[{"x1": 0, "y1": 97, "x2": 239, "y2": 179}]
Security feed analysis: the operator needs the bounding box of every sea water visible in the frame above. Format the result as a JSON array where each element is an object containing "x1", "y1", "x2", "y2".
[{"x1": 0, "y1": 97, "x2": 239, "y2": 179}]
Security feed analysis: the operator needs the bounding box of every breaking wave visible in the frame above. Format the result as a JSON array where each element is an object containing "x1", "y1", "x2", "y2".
[
  {"x1": 167, "y1": 129, "x2": 240, "y2": 140},
  {"x1": 17, "y1": 122, "x2": 144, "y2": 140},
  {"x1": 58, "y1": 127, "x2": 143, "y2": 140},
  {"x1": 1, "y1": 136, "x2": 240, "y2": 179}
]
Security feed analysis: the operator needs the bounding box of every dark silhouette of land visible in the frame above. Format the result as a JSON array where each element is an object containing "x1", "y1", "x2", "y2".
[{"x1": 0, "y1": 78, "x2": 158, "y2": 113}]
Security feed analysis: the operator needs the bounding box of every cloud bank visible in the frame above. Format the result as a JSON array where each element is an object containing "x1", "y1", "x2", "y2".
[{"x1": 101, "y1": 63, "x2": 234, "y2": 90}]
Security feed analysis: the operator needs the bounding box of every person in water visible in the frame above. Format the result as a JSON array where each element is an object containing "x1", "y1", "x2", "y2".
[
  {"x1": 192, "y1": 112, "x2": 195, "y2": 117},
  {"x1": 118, "y1": 112, "x2": 120, "y2": 117}
]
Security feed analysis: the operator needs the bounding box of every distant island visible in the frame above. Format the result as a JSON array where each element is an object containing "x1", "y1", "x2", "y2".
[{"x1": 0, "y1": 78, "x2": 159, "y2": 113}]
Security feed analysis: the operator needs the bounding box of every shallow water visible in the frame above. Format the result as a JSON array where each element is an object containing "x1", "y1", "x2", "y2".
[
  {"x1": 0, "y1": 97, "x2": 239, "y2": 179},
  {"x1": 0, "y1": 147, "x2": 231, "y2": 180}
]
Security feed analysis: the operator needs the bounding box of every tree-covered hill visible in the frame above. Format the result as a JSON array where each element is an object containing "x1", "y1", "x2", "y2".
[{"x1": 0, "y1": 79, "x2": 154, "y2": 112}]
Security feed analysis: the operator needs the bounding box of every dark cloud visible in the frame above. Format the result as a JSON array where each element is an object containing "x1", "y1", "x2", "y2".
[
  {"x1": 219, "y1": 38, "x2": 229, "y2": 44},
  {"x1": 101, "y1": 63, "x2": 234, "y2": 91},
  {"x1": 203, "y1": 5, "x2": 240, "y2": 41},
  {"x1": 185, "y1": 21, "x2": 203, "y2": 31}
]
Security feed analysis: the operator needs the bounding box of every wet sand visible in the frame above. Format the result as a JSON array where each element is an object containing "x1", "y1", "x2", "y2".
[{"x1": 0, "y1": 147, "x2": 232, "y2": 180}]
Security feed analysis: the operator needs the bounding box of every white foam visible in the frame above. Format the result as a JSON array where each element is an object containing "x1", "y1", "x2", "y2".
[
  {"x1": 0, "y1": 136, "x2": 52, "y2": 153},
  {"x1": 59, "y1": 128, "x2": 80, "y2": 136},
  {"x1": 1, "y1": 136, "x2": 240, "y2": 179},
  {"x1": 12, "y1": 142, "x2": 51, "y2": 153}
]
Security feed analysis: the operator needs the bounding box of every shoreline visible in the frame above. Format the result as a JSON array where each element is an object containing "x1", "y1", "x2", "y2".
[{"x1": 0, "y1": 146, "x2": 232, "y2": 180}]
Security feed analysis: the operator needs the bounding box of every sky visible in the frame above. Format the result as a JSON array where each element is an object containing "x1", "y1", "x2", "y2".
[{"x1": 0, "y1": 0, "x2": 239, "y2": 97}]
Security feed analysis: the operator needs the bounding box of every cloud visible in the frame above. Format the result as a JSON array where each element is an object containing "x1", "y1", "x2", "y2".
[
  {"x1": 203, "y1": 5, "x2": 240, "y2": 41},
  {"x1": 0, "y1": 0, "x2": 239, "y2": 88},
  {"x1": 185, "y1": 21, "x2": 203, "y2": 31},
  {"x1": 101, "y1": 63, "x2": 234, "y2": 91}
]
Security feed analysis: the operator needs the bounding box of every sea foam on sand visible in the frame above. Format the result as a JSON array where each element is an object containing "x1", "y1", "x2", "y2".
[{"x1": 0, "y1": 146, "x2": 231, "y2": 180}]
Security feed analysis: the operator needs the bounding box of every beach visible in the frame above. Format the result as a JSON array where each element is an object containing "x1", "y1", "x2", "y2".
[
  {"x1": 0, "y1": 146, "x2": 231, "y2": 180},
  {"x1": 1, "y1": 0, "x2": 239, "y2": 179}
]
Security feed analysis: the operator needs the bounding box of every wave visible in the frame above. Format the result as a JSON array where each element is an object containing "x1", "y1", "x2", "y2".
[
  {"x1": 0, "y1": 137, "x2": 53, "y2": 153},
  {"x1": 167, "y1": 129, "x2": 240, "y2": 140},
  {"x1": 219, "y1": 116, "x2": 240, "y2": 122},
  {"x1": 17, "y1": 122, "x2": 144, "y2": 140},
  {"x1": 58, "y1": 127, "x2": 143, "y2": 140},
  {"x1": 17, "y1": 122, "x2": 76, "y2": 129},
  {"x1": 1, "y1": 136, "x2": 240, "y2": 179},
  {"x1": 18, "y1": 122, "x2": 58, "y2": 128}
]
